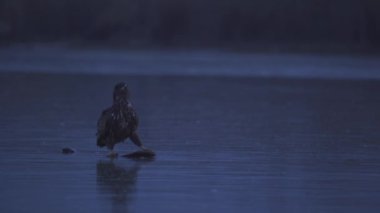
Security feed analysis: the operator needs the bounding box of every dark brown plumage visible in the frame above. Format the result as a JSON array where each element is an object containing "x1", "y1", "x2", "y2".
[{"x1": 96, "y1": 82, "x2": 145, "y2": 155}]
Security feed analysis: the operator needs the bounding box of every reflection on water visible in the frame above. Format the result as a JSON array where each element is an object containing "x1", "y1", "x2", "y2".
[
  {"x1": 96, "y1": 159, "x2": 155, "y2": 213},
  {"x1": 96, "y1": 160, "x2": 140, "y2": 212}
]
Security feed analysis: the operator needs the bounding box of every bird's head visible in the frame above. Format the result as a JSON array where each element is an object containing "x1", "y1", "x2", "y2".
[{"x1": 113, "y1": 82, "x2": 130, "y2": 102}]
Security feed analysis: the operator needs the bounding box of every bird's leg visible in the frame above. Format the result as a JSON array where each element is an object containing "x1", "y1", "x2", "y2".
[
  {"x1": 106, "y1": 145, "x2": 118, "y2": 158},
  {"x1": 130, "y1": 132, "x2": 147, "y2": 150}
]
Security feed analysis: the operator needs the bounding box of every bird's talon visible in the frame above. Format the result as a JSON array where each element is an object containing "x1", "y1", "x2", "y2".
[
  {"x1": 141, "y1": 147, "x2": 153, "y2": 153},
  {"x1": 107, "y1": 152, "x2": 118, "y2": 158}
]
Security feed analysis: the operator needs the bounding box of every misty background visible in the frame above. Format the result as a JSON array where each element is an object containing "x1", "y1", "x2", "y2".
[{"x1": 1, "y1": 0, "x2": 380, "y2": 51}]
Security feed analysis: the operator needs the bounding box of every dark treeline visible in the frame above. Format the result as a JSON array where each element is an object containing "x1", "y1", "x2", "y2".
[{"x1": 0, "y1": 0, "x2": 379, "y2": 47}]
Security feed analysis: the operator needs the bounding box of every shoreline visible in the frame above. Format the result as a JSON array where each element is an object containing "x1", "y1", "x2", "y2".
[{"x1": 0, "y1": 46, "x2": 379, "y2": 80}]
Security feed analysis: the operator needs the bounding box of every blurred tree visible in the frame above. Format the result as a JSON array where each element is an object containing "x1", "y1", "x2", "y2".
[{"x1": 0, "y1": 0, "x2": 379, "y2": 48}]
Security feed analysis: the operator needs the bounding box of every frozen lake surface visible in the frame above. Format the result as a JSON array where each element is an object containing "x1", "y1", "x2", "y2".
[{"x1": 0, "y1": 49, "x2": 380, "y2": 212}]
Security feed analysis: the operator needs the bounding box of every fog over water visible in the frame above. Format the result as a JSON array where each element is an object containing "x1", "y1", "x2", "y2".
[{"x1": 0, "y1": 47, "x2": 380, "y2": 79}]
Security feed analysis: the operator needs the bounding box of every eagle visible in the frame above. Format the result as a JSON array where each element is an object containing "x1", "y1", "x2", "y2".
[{"x1": 96, "y1": 82, "x2": 147, "y2": 157}]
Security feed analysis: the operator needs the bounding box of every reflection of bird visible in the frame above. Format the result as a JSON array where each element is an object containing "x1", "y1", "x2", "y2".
[
  {"x1": 97, "y1": 82, "x2": 146, "y2": 157},
  {"x1": 96, "y1": 161, "x2": 141, "y2": 212}
]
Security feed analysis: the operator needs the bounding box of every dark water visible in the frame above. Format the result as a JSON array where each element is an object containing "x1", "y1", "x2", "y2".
[{"x1": 0, "y1": 73, "x2": 380, "y2": 212}]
